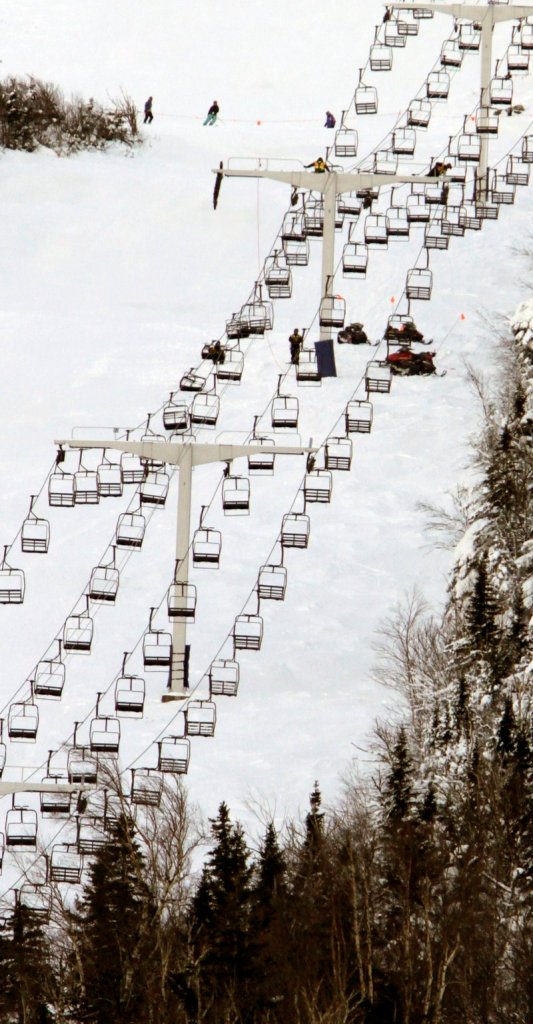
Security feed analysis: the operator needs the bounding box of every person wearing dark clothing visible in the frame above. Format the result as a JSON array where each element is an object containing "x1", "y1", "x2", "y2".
[
  {"x1": 289, "y1": 328, "x2": 304, "y2": 364},
  {"x1": 324, "y1": 111, "x2": 336, "y2": 128},
  {"x1": 429, "y1": 160, "x2": 451, "y2": 177},
  {"x1": 143, "y1": 96, "x2": 153, "y2": 124},
  {"x1": 383, "y1": 7, "x2": 392, "y2": 22},
  {"x1": 304, "y1": 157, "x2": 329, "y2": 173},
  {"x1": 204, "y1": 101, "x2": 219, "y2": 126}
]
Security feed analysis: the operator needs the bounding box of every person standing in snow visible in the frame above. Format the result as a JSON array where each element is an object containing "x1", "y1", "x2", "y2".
[
  {"x1": 324, "y1": 111, "x2": 336, "y2": 128},
  {"x1": 143, "y1": 96, "x2": 154, "y2": 124},
  {"x1": 203, "y1": 100, "x2": 219, "y2": 126}
]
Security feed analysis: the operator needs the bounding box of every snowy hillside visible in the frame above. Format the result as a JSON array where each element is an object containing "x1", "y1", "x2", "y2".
[{"x1": 1, "y1": 0, "x2": 533, "y2": 896}]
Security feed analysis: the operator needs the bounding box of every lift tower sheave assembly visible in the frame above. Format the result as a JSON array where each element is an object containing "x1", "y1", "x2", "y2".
[
  {"x1": 393, "y1": 3, "x2": 533, "y2": 191},
  {"x1": 55, "y1": 437, "x2": 315, "y2": 701},
  {"x1": 215, "y1": 166, "x2": 436, "y2": 375}
]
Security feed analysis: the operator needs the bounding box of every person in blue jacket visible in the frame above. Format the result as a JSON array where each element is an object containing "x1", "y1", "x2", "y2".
[
  {"x1": 204, "y1": 100, "x2": 219, "y2": 125},
  {"x1": 324, "y1": 111, "x2": 336, "y2": 128}
]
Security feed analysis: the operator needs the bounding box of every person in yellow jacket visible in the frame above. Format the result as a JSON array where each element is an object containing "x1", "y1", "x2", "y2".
[{"x1": 304, "y1": 156, "x2": 329, "y2": 173}]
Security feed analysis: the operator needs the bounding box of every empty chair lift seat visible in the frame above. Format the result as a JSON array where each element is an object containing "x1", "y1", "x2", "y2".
[
  {"x1": 140, "y1": 471, "x2": 170, "y2": 506},
  {"x1": 191, "y1": 393, "x2": 220, "y2": 426},
  {"x1": 121, "y1": 452, "x2": 145, "y2": 483},
  {"x1": 21, "y1": 515, "x2": 50, "y2": 553},
  {"x1": 193, "y1": 527, "x2": 222, "y2": 565},
  {"x1": 222, "y1": 476, "x2": 250, "y2": 513},
  {"x1": 506, "y1": 156, "x2": 530, "y2": 186},
  {"x1": 167, "y1": 582, "x2": 197, "y2": 619},
  {"x1": 48, "y1": 472, "x2": 76, "y2": 506},
  {"x1": 296, "y1": 349, "x2": 321, "y2": 382},
  {"x1": 233, "y1": 614, "x2": 263, "y2": 650},
  {"x1": 0, "y1": 565, "x2": 25, "y2": 604},
  {"x1": 304, "y1": 470, "x2": 333, "y2": 503},
  {"x1": 407, "y1": 100, "x2": 431, "y2": 128},
  {"x1": 342, "y1": 242, "x2": 368, "y2": 275},
  {"x1": 272, "y1": 396, "x2": 299, "y2": 429},
  {"x1": 319, "y1": 296, "x2": 346, "y2": 328},
  {"x1": 406, "y1": 269, "x2": 433, "y2": 300},
  {"x1": 427, "y1": 71, "x2": 450, "y2": 99},
  {"x1": 74, "y1": 471, "x2": 99, "y2": 504},
  {"x1": 248, "y1": 439, "x2": 275, "y2": 474},
  {"x1": 63, "y1": 614, "x2": 93, "y2": 652},
  {"x1": 40, "y1": 780, "x2": 71, "y2": 814},
  {"x1": 365, "y1": 214, "x2": 388, "y2": 245},
  {"x1": 115, "y1": 675, "x2": 145, "y2": 714},
  {"x1": 97, "y1": 463, "x2": 123, "y2": 497},
  {"x1": 116, "y1": 512, "x2": 146, "y2": 549},
  {"x1": 185, "y1": 700, "x2": 217, "y2": 737},
  {"x1": 209, "y1": 658, "x2": 240, "y2": 697},
  {"x1": 217, "y1": 350, "x2": 244, "y2": 381},
  {"x1": 490, "y1": 77, "x2": 513, "y2": 105},
  {"x1": 334, "y1": 126, "x2": 358, "y2": 158},
  {"x1": 345, "y1": 400, "x2": 373, "y2": 434},
  {"x1": 392, "y1": 127, "x2": 416, "y2": 156},
  {"x1": 365, "y1": 361, "x2": 392, "y2": 394},
  {"x1": 258, "y1": 564, "x2": 287, "y2": 600},
  {"x1": 50, "y1": 845, "x2": 83, "y2": 883},
  {"x1": 163, "y1": 397, "x2": 189, "y2": 431},
  {"x1": 476, "y1": 107, "x2": 499, "y2": 135},
  {"x1": 8, "y1": 702, "x2": 39, "y2": 740},
  {"x1": 88, "y1": 565, "x2": 119, "y2": 602},
  {"x1": 355, "y1": 84, "x2": 378, "y2": 115},
  {"x1": 131, "y1": 768, "x2": 163, "y2": 805},
  {"x1": 68, "y1": 747, "x2": 98, "y2": 784},
  {"x1": 90, "y1": 716, "x2": 120, "y2": 753},
  {"x1": 5, "y1": 809, "x2": 38, "y2": 847},
  {"x1": 34, "y1": 658, "x2": 65, "y2": 698},
  {"x1": 143, "y1": 630, "x2": 172, "y2": 668},
  {"x1": 370, "y1": 43, "x2": 392, "y2": 71},
  {"x1": 325, "y1": 437, "x2": 353, "y2": 471},
  {"x1": 281, "y1": 512, "x2": 310, "y2": 548},
  {"x1": 158, "y1": 736, "x2": 190, "y2": 774}
]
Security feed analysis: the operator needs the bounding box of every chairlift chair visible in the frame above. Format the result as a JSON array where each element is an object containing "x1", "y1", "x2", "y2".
[
  {"x1": 222, "y1": 476, "x2": 251, "y2": 514},
  {"x1": 458, "y1": 205, "x2": 482, "y2": 231},
  {"x1": 115, "y1": 511, "x2": 146, "y2": 549},
  {"x1": 271, "y1": 395, "x2": 299, "y2": 430},
  {"x1": 413, "y1": 5, "x2": 433, "y2": 17},
  {"x1": 490, "y1": 77, "x2": 513, "y2": 105},
  {"x1": 216, "y1": 348, "x2": 244, "y2": 382},
  {"x1": 115, "y1": 674, "x2": 145, "y2": 714},
  {"x1": 427, "y1": 70, "x2": 450, "y2": 99},
  {"x1": 21, "y1": 497, "x2": 50, "y2": 553},
  {"x1": 238, "y1": 297, "x2": 274, "y2": 335},
  {"x1": 406, "y1": 194, "x2": 429, "y2": 223},
  {"x1": 191, "y1": 392, "x2": 220, "y2": 427},
  {"x1": 374, "y1": 150, "x2": 398, "y2": 174},
  {"x1": 163, "y1": 396, "x2": 189, "y2": 431},
  {"x1": 131, "y1": 768, "x2": 163, "y2": 806},
  {"x1": 77, "y1": 819, "x2": 107, "y2": 855},
  {"x1": 334, "y1": 125, "x2": 358, "y2": 158},
  {"x1": 40, "y1": 777, "x2": 72, "y2": 815},
  {"x1": 397, "y1": 12, "x2": 418, "y2": 35},
  {"x1": 407, "y1": 99, "x2": 431, "y2": 128},
  {"x1": 507, "y1": 44, "x2": 530, "y2": 72},
  {"x1": 369, "y1": 43, "x2": 393, "y2": 71},
  {"x1": 490, "y1": 174, "x2": 516, "y2": 204},
  {"x1": 185, "y1": 700, "x2": 217, "y2": 737},
  {"x1": 0, "y1": 550, "x2": 25, "y2": 604},
  {"x1": 476, "y1": 106, "x2": 499, "y2": 135},
  {"x1": 385, "y1": 20, "x2": 407, "y2": 46},
  {"x1": 74, "y1": 470, "x2": 99, "y2": 504},
  {"x1": 97, "y1": 460, "x2": 123, "y2": 497},
  {"x1": 406, "y1": 268, "x2": 433, "y2": 301},
  {"x1": 506, "y1": 155, "x2": 530, "y2": 185},
  {"x1": 34, "y1": 645, "x2": 65, "y2": 698},
  {"x1": 88, "y1": 563, "x2": 119, "y2": 603},
  {"x1": 140, "y1": 470, "x2": 170, "y2": 506},
  {"x1": 282, "y1": 238, "x2": 309, "y2": 266},
  {"x1": 386, "y1": 207, "x2": 410, "y2": 238},
  {"x1": 143, "y1": 629, "x2": 172, "y2": 669},
  {"x1": 281, "y1": 211, "x2": 306, "y2": 242},
  {"x1": 120, "y1": 451, "x2": 145, "y2": 483},
  {"x1": 354, "y1": 83, "x2": 378, "y2": 115},
  {"x1": 345, "y1": 399, "x2": 373, "y2": 434},
  {"x1": 63, "y1": 612, "x2": 94, "y2": 652},
  {"x1": 192, "y1": 527, "x2": 222, "y2": 566},
  {"x1": 67, "y1": 746, "x2": 98, "y2": 784},
  {"x1": 458, "y1": 22, "x2": 481, "y2": 50},
  {"x1": 325, "y1": 437, "x2": 353, "y2": 471},
  {"x1": 8, "y1": 702, "x2": 39, "y2": 740},
  {"x1": 248, "y1": 437, "x2": 275, "y2": 474},
  {"x1": 167, "y1": 581, "x2": 197, "y2": 620},
  {"x1": 158, "y1": 736, "x2": 190, "y2": 774},
  {"x1": 50, "y1": 844, "x2": 83, "y2": 883},
  {"x1": 424, "y1": 220, "x2": 449, "y2": 250},
  {"x1": 209, "y1": 658, "x2": 240, "y2": 697},
  {"x1": 304, "y1": 470, "x2": 333, "y2": 504},
  {"x1": 342, "y1": 242, "x2": 369, "y2": 275},
  {"x1": 516, "y1": 21, "x2": 533, "y2": 49},
  {"x1": 5, "y1": 808, "x2": 38, "y2": 848},
  {"x1": 281, "y1": 512, "x2": 311, "y2": 548},
  {"x1": 304, "y1": 197, "x2": 324, "y2": 237},
  {"x1": 296, "y1": 349, "x2": 322, "y2": 383},
  {"x1": 365, "y1": 361, "x2": 392, "y2": 394},
  {"x1": 441, "y1": 40, "x2": 463, "y2": 67},
  {"x1": 364, "y1": 214, "x2": 388, "y2": 246},
  {"x1": 89, "y1": 716, "x2": 120, "y2": 754},
  {"x1": 19, "y1": 883, "x2": 52, "y2": 920},
  {"x1": 257, "y1": 564, "x2": 287, "y2": 600},
  {"x1": 392, "y1": 127, "x2": 416, "y2": 156},
  {"x1": 180, "y1": 368, "x2": 207, "y2": 391},
  {"x1": 233, "y1": 614, "x2": 263, "y2": 650},
  {"x1": 337, "y1": 192, "x2": 363, "y2": 217},
  {"x1": 48, "y1": 471, "x2": 76, "y2": 507},
  {"x1": 522, "y1": 135, "x2": 533, "y2": 162},
  {"x1": 264, "y1": 254, "x2": 293, "y2": 298},
  {"x1": 442, "y1": 206, "x2": 466, "y2": 236}
]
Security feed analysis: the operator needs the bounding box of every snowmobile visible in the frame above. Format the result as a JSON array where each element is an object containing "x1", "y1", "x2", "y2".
[
  {"x1": 337, "y1": 322, "x2": 368, "y2": 344},
  {"x1": 386, "y1": 348, "x2": 437, "y2": 376}
]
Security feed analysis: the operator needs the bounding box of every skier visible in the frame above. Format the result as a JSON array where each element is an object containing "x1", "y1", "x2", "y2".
[
  {"x1": 324, "y1": 111, "x2": 336, "y2": 128},
  {"x1": 143, "y1": 96, "x2": 154, "y2": 124},
  {"x1": 304, "y1": 157, "x2": 329, "y2": 173},
  {"x1": 204, "y1": 100, "x2": 219, "y2": 126},
  {"x1": 289, "y1": 328, "x2": 304, "y2": 364}
]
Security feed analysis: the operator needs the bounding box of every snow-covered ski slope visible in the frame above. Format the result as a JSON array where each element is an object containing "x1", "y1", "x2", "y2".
[{"x1": 1, "y1": 0, "x2": 532, "y2": 889}]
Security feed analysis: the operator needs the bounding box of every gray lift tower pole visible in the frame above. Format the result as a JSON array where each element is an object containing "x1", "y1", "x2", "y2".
[
  {"x1": 215, "y1": 165, "x2": 436, "y2": 375},
  {"x1": 393, "y1": 3, "x2": 533, "y2": 190},
  {"x1": 55, "y1": 437, "x2": 314, "y2": 701}
]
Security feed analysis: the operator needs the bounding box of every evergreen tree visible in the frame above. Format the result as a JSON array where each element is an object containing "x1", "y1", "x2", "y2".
[
  {"x1": 0, "y1": 902, "x2": 54, "y2": 1024},
  {"x1": 69, "y1": 813, "x2": 155, "y2": 1024}
]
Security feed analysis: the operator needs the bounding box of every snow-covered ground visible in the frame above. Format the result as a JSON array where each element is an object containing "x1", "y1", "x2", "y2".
[{"x1": 1, "y1": 0, "x2": 532, "y2": 891}]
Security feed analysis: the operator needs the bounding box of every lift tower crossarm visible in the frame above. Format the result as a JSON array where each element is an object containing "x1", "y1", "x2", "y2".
[
  {"x1": 55, "y1": 437, "x2": 315, "y2": 700},
  {"x1": 0, "y1": 781, "x2": 94, "y2": 796},
  {"x1": 215, "y1": 166, "x2": 436, "y2": 371},
  {"x1": 392, "y1": 3, "x2": 533, "y2": 189}
]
